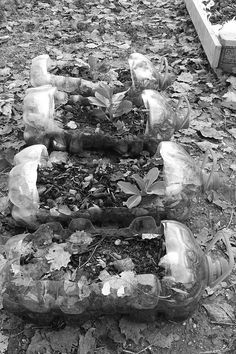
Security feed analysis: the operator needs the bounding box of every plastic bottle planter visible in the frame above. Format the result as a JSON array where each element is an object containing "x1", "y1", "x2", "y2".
[
  {"x1": 24, "y1": 54, "x2": 189, "y2": 157},
  {"x1": 8, "y1": 145, "x2": 49, "y2": 226},
  {"x1": 2, "y1": 217, "x2": 233, "y2": 324},
  {"x1": 23, "y1": 85, "x2": 63, "y2": 145}
]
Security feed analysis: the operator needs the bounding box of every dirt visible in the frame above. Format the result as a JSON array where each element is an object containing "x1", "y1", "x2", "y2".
[{"x1": 0, "y1": 0, "x2": 236, "y2": 353}]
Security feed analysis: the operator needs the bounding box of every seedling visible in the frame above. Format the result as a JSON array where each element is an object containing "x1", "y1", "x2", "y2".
[
  {"x1": 118, "y1": 167, "x2": 166, "y2": 208},
  {"x1": 88, "y1": 82, "x2": 132, "y2": 120}
]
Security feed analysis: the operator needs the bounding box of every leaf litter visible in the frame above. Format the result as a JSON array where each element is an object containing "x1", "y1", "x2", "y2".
[{"x1": 0, "y1": 0, "x2": 235, "y2": 353}]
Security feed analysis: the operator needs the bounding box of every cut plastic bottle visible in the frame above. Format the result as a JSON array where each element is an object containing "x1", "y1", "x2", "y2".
[
  {"x1": 1, "y1": 217, "x2": 234, "y2": 323},
  {"x1": 142, "y1": 90, "x2": 190, "y2": 141},
  {"x1": 8, "y1": 145, "x2": 49, "y2": 225},
  {"x1": 13, "y1": 144, "x2": 49, "y2": 167},
  {"x1": 23, "y1": 85, "x2": 61, "y2": 144},
  {"x1": 158, "y1": 220, "x2": 234, "y2": 320}
]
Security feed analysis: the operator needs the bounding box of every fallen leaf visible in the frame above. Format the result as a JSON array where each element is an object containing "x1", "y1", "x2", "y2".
[
  {"x1": 227, "y1": 128, "x2": 236, "y2": 138},
  {"x1": 49, "y1": 151, "x2": 69, "y2": 164},
  {"x1": 195, "y1": 141, "x2": 219, "y2": 151},
  {"x1": 177, "y1": 71, "x2": 193, "y2": 83},
  {"x1": 57, "y1": 204, "x2": 72, "y2": 215},
  {"x1": 198, "y1": 126, "x2": 223, "y2": 140},
  {"x1": 222, "y1": 91, "x2": 236, "y2": 110},
  {"x1": 172, "y1": 81, "x2": 191, "y2": 93},
  {"x1": 0, "y1": 332, "x2": 9, "y2": 354},
  {"x1": 45, "y1": 243, "x2": 71, "y2": 271},
  {"x1": 0, "y1": 67, "x2": 10, "y2": 77},
  {"x1": 119, "y1": 317, "x2": 147, "y2": 345},
  {"x1": 26, "y1": 330, "x2": 52, "y2": 354},
  {"x1": 66, "y1": 121, "x2": 77, "y2": 129},
  {"x1": 230, "y1": 163, "x2": 236, "y2": 171},
  {"x1": 45, "y1": 327, "x2": 79, "y2": 353},
  {"x1": 203, "y1": 302, "x2": 235, "y2": 323},
  {"x1": 226, "y1": 76, "x2": 236, "y2": 89},
  {"x1": 78, "y1": 328, "x2": 96, "y2": 354},
  {"x1": 145, "y1": 327, "x2": 179, "y2": 348},
  {"x1": 142, "y1": 233, "x2": 160, "y2": 240},
  {"x1": 113, "y1": 258, "x2": 135, "y2": 272}
]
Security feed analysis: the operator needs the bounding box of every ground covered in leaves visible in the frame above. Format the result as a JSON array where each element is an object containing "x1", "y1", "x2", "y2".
[{"x1": 0, "y1": 0, "x2": 236, "y2": 353}]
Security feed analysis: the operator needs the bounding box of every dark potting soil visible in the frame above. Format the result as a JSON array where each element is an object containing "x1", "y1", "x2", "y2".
[
  {"x1": 19, "y1": 226, "x2": 166, "y2": 283},
  {"x1": 37, "y1": 153, "x2": 163, "y2": 212}
]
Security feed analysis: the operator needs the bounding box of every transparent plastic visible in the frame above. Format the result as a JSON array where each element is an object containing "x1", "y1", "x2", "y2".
[
  {"x1": 30, "y1": 54, "x2": 52, "y2": 87},
  {"x1": 158, "y1": 220, "x2": 234, "y2": 320},
  {"x1": 158, "y1": 141, "x2": 217, "y2": 196},
  {"x1": 142, "y1": 90, "x2": 190, "y2": 140},
  {"x1": 1, "y1": 217, "x2": 234, "y2": 323},
  {"x1": 13, "y1": 144, "x2": 49, "y2": 167},
  {"x1": 128, "y1": 53, "x2": 172, "y2": 91},
  {"x1": 23, "y1": 85, "x2": 61, "y2": 143},
  {"x1": 8, "y1": 161, "x2": 39, "y2": 209},
  {"x1": 8, "y1": 145, "x2": 49, "y2": 225}
]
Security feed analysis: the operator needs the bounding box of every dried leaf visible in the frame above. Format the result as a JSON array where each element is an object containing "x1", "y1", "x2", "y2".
[
  {"x1": 199, "y1": 126, "x2": 223, "y2": 140},
  {"x1": 0, "y1": 333, "x2": 9, "y2": 353},
  {"x1": 57, "y1": 204, "x2": 72, "y2": 215},
  {"x1": 222, "y1": 91, "x2": 236, "y2": 110},
  {"x1": 113, "y1": 258, "x2": 135, "y2": 272},
  {"x1": 119, "y1": 317, "x2": 147, "y2": 345},
  {"x1": 203, "y1": 303, "x2": 235, "y2": 323},
  {"x1": 177, "y1": 72, "x2": 193, "y2": 83},
  {"x1": 145, "y1": 327, "x2": 179, "y2": 348},
  {"x1": 45, "y1": 243, "x2": 71, "y2": 271},
  {"x1": 78, "y1": 328, "x2": 96, "y2": 354},
  {"x1": 26, "y1": 330, "x2": 52, "y2": 354},
  {"x1": 46, "y1": 327, "x2": 79, "y2": 353}
]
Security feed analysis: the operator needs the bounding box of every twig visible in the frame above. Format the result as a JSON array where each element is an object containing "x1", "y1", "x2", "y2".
[
  {"x1": 210, "y1": 321, "x2": 235, "y2": 326},
  {"x1": 10, "y1": 329, "x2": 25, "y2": 338},
  {"x1": 78, "y1": 237, "x2": 105, "y2": 269},
  {"x1": 225, "y1": 208, "x2": 234, "y2": 229},
  {"x1": 199, "y1": 349, "x2": 232, "y2": 354},
  {"x1": 123, "y1": 344, "x2": 152, "y2": 354}
]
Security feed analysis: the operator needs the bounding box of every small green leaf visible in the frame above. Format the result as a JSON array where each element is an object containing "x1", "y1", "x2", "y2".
[
  {"x1": 124, "y1": 194, "x2": 142, "y2": 208},
  {"x1": 146, "y1": 181, "x2": 166, "y2": 195},
  {"x1": 96, "y1": 82, "x2": 113, "y2": 100},
  {"x1": 117, "y1": 181, "x2": 141, "y2": 195},
  {"x1": 113, "y1": 100, "x2": 133, "y2": 118},
  {"x1": 144, "y1": 167, "x2": 160, "y2": 189},
  {"x1": 132, "y1": 174, "x2": 146, "y2": 191},
  {"x1": 95, "y1": 92, "x2": 110, "y2": 107},
  {"x1": 87, "y1": 96, "x2": 107, "y2": 108},
  {"x1": 112, "y1": 90, "x2": 128, "y2": 105}
]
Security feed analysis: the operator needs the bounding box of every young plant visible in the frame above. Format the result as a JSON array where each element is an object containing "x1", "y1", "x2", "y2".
[
  {"x1": 88, "y1": 82, "x2": 132, "y2": 120},
  {"x1": 117, "y1": 167, "x2": 166, "y2": 208}
]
